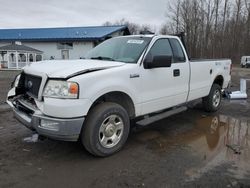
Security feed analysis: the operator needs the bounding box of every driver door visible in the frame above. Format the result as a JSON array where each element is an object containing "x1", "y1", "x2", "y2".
[{"x1": 140, "y1": 38, "x2": 189, "y2": 115}]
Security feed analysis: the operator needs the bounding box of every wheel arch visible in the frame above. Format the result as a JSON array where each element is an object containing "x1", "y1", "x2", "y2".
[
  {"x1": 88, "y1": 91, "x2": 136, "y2": 119},
  {"x1": 213, "y1": 75, "x2": 224, "y2": 88}
]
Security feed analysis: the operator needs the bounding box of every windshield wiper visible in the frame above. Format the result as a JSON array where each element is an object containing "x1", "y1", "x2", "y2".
[{"x1": 90, "y1": 56, "x2": 115, "y2": 61}]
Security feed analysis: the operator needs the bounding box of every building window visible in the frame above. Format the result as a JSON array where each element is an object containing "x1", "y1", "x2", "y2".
[
  {"x1": 36, "y1": 54, "x2": 42, "y2": 61},
  {"x1": 29, "y1": 54, "x2": 34, "y2": 62},
  {"x1": 19, "y1": 53, "x2": 26, "y2": 62},
  {"x1": 9, "y1": 53, "x2": 15, "y2": 62},
  {"x1": 57, "y1": 43, "x2": 73, "y2": 50}
]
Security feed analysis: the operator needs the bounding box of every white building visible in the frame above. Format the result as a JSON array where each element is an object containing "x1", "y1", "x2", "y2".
[{"x1": 0, "y1": 26, "x2": 130, "y2": 69}]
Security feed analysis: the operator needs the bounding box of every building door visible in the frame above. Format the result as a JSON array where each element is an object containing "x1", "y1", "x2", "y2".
[{"x1": 61, "y1": 50, "x2": 69, "y2": 59}]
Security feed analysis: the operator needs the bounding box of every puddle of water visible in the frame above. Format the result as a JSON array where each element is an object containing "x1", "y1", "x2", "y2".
[
  {"x1": 186, "y1": 115, "x2": 250, "y2": 180},
  {"x1": 135, "y1": 115, "x2": 250, "y2": 180}
]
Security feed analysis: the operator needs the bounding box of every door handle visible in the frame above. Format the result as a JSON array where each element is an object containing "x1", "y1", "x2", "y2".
[{"x1": 173, "y1": 69, "x2": 180, "y2": 77}]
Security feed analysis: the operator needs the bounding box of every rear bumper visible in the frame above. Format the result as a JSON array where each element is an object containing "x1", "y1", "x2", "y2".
[{"x1": 12, "y1": 104, "x2": 85, "y2": 141}]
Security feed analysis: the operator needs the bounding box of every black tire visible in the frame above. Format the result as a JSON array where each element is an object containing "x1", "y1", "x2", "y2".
[
  {"x1": 202, "y1": 84, "x2": 222, "y2": 112},
  {"x1": 241, "y1": 64, "x2": 245, "y2": 68},
  {"x1": 82, "y1": 102, "x2": 130, "y2": 157}
]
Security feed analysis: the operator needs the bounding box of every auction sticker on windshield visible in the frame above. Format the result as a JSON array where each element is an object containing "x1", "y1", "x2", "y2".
[{"x1": 127, "y1": 40, "x2": 144, "y2": 44}]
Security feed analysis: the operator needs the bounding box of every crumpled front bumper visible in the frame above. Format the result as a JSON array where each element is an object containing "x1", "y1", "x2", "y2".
[{"x1": 8, "y1": 99, "x2": 85, "y2": 142}]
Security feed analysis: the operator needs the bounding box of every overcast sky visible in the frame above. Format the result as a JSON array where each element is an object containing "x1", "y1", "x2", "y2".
[{"x1": 0, "y1": 0, "x2": 168, "y2": 30}]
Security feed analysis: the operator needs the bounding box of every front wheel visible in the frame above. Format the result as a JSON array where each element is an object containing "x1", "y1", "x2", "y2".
[
  {"x1": 81, "y1": 102, "x2": 130, "y2": 157},
  {"x1": 202, "y1": 84, "x2": 222, "y2": 112}
]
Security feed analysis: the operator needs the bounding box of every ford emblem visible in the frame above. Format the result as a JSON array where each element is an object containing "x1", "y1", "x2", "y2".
[{"x1": 27, "y1": 81, "x2": 33, "y2": 89}]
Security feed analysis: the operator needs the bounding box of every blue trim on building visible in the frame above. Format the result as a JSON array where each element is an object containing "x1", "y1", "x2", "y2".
[{"x1": 0, "y1": 25, "x2": 129, "y2": 42}]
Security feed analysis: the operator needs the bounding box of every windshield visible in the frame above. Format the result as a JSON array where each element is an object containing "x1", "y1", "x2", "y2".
[{"x1": 85, "y1": 37, "x2": 152, "y2": 63}]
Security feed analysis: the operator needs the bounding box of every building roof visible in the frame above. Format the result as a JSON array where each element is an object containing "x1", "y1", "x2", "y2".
[
  {"x1": 0, "y1": 26, "x2": 129, "y2": 42},
  {"x1": 0, "y1": 43, "x2": 43, "y2": 53}
]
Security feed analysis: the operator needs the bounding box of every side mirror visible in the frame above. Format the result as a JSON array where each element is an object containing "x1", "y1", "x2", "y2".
[{"x1": 144, "y1": 55, "x2": 172, "y2": 69}]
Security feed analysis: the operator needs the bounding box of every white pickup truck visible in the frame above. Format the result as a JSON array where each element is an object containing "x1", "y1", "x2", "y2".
[{"x1": 7, "y1": 35, "x2": 231, "y2": 156}]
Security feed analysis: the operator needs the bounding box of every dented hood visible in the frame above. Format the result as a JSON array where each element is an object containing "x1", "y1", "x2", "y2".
[{"x1": 23, "y1": 59, "x2": 125, "y2": 78}]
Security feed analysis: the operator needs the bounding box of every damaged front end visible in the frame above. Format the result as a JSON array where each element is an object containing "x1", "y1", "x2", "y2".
[
  {"x1": 7, "y1": 72, "x2": 84, "y2": 141},
  {"x1": 7, "y1": 72, "x2": 46, "y2": 130}
]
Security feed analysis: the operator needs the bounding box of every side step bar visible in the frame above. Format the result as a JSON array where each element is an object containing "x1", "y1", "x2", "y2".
[{"x1": 136, "y1": 106, "x2": 187, "y2": 126}]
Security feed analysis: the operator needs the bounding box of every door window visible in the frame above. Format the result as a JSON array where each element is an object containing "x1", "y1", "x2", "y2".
[
  {"x1": 146, "y1": 39, "x2": 173, "y2": 62},
  {"x1": 169, "y1": 39, "x2": 186, "y2": 63}
]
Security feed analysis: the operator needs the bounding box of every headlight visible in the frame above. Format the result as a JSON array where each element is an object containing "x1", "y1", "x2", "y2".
[
  {"x1": 12, "y1": 74, "x2": 21, "y2": 88},
  {"x1": 43, "y1": 80, "x2": 79, "y2": 99}
]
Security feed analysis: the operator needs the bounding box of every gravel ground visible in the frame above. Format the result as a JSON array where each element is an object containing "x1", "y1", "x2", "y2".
[
  {"x1": 0, "y1": 67, "x2": 249, "y2": 188},
  {"x1": 0, "y1": 70, "x2": 20, "y2": 104}
]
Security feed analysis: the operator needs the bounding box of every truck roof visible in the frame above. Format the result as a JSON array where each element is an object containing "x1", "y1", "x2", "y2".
[{"x1": 116, "y1": 34, "x2": 179, "y2": 39}]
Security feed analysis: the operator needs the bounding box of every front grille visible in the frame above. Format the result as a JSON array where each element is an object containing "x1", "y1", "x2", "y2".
[
  {"x1": 24, "y1": 74, "x2": 42, "y2": 98},
  {"x1": 23, "y1": 74, "x2": 42, "y2": 98}
]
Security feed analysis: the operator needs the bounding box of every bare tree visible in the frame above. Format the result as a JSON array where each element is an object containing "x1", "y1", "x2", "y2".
[
  {"x1": 162, "y1": 0, "x2": 250, "y2": 62},
  {"x1": 103, "y1": 18, "x2": 153, "y2": 35},
  {"x1": 160, "y1": 23, "x2": 171, "y2": 35},
  {"x1": 167, "y1": 0, "x2": 182, "y2": 33},
  {"x1": 105, "y1": 1, "x2": 250, "y2": 63},
  {"x1": 243, "y1": 0, "x2": 250, "y2": 54}
]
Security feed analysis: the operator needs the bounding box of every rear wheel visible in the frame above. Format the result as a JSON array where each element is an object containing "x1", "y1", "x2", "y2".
[
  {"x1": 81, "y1": 102, "x2": 130, "y2": 157},
  {"x1": 202, "y1": 84, "x2": 222, "y2": 112}
]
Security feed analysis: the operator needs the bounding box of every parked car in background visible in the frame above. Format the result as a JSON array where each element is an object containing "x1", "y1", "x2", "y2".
[{"x1": 241, "y1": 56, "x2": 250, "y2": 68}]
